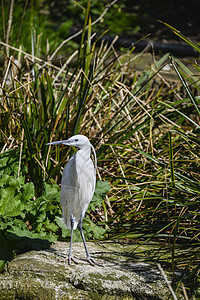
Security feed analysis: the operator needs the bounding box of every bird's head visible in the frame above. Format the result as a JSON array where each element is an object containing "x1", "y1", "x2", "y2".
[
  {"x1": 47, "y1": 134, "x2": 97, "y2": 171},
  {"x1": 47, "y1": 134, "x2": 90, "y2": 149}
]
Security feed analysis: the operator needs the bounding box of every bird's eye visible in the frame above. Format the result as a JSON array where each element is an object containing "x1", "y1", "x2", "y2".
[{"x1": 75, "y1": 139, "x2": 78, "y2": 142}]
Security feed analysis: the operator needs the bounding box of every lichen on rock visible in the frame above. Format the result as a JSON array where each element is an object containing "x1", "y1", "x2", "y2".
[{"x1": 0, "y1": 241, "x2": 182, "y2": 300}]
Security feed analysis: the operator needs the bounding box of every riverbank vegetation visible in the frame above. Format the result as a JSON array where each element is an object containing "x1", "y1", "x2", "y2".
[{"x1": 0, "y1": 1, "x2": 200, "y2": 298}]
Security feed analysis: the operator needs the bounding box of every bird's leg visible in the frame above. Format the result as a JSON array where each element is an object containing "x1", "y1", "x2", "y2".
[
  {"x1": 78, "y1": 215, "x2": 103, "y2": 266},
  {"x1": 68, "y1": 215, "x2": 78, "y2": 265}
]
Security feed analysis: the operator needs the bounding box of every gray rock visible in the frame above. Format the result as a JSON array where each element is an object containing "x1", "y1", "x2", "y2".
[{"x1": 0, "y1": 241, "x2": 179, "y2": 299}]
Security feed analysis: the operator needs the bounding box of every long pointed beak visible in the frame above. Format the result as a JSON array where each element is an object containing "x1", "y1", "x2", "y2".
[{"x1": 47, "y1": 140, "x2": 71, "y2": 146}]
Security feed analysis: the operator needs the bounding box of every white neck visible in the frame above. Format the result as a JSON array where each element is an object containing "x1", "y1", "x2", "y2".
[{"x1": 76, "y1": 146, "x2": 91, "y2": 162}]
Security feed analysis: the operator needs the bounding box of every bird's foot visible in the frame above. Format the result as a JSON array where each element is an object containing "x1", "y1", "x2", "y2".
[
  {"x1": 58, "y1": 256, "x2": 79, "y2": 265},
  {"x1": 81, "y1": 256, "x2": 104, "y2": 266},
  {"x1": 68, "y1": 255, "x2": 79, "y2": 265}
]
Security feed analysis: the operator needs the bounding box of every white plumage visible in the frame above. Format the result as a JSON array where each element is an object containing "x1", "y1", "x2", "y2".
[
  {"x1": 47, "y1": 134, "x2": 101, "y2": 266},
  {"x1": 60, "y1": 135, "x2": 96, "y2": 229}
]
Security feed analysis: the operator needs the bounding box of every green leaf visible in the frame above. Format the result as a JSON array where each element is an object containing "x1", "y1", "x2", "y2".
[
  {"x1": 36, "y1": 211, "x2": 46, "y2": 223},
  {"x1": 83, "y1": 216, "x2": 106, "y2": 240},
  {"x1": 0, "y1": 260, "x2": 5, "y2": 270},
  {"x1": 160, "y1": 21, "x2": 200, "y2": 53},
  {"x1": 0, "y1": 217, "x2": 14, "y2": 230},
  {"x1": 0, "y1": 174, "x2": 10, "y2": 187},
  {"x1": 169, "y1": 132, "x2": 175, "y2": 187},
  {"x1": 89, "y1": 180, "x2": 111, "y2": 211},
  {"x1": 0, "y1": 150, "x2": 26, "y2": 178},
  {"x1": 43, "y1": 182, "x2": 60, "y2": 198},
  {"x1": 158, "y1": 100, "x2": 200, "y2": 129},
  {"x1": 55, "y1": 216, "x2": 68, "y2": 238},
  {"x1": 138, "y1": 150, "x2": 165, "y2": 167},
  {"x1": 7, "y1": 228, "x2": 57, "y2": 243},
  {"x1": 170, "y1": 58, "x2": 200, "y2": 117},
  {"x1": 95, "y1": 180, "x2": 111, "y2": 196},
  {"x1": 0, "y1": 187, "x2": 23, "y2": 217},
  {"x1": 44, "y1": 217, "x2": 59, "y2": 232},
  {"x1": 21, "y1": 182, "x2": 35, "y2": 201},
  {"x1": 90, "y1": 194, "x2": 102, "y2": 211}
]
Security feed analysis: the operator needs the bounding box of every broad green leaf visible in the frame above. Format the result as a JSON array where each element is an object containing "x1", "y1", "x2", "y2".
[
  {"x1": 0, "y1": 174, "x2": 10, "y2": 187},
  {"x1": 21, "y1": 182, "x2": 35, "y2": 201},
  {"x1": 0, "y1": 187, "x2": 23, "y2": 217},
  {"x1": 36, "y1": 211, "x2": 46, "y2": 223},
  {"x1": 7, "y1": 227, "x2": 57, "y2": 242},
  {"x1": 83, "y1": 216, "x2": 106, "y2": 240},
  {"x1": 44, "y1": 217, "x2": 59, "y2": 232},
  {"x1": 95, "y1": 180, "x2": 111, "y2": 196},
  {"x1": 43, "y1": 182, "x2": 60, "y2": 197},
  {"x1": 55, "y1": 216, "x2": 68, "y2": 238},
  {"x1": 90, "y1": 194, "x2": 102, "y2": 211}
]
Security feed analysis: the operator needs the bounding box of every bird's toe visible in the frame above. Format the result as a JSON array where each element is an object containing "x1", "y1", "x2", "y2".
[
  {"x1": 82, "y1": 256, "x2": 104, "y2": 266},
  {"x1": 68, "y1": 256, "x2": 79, "y2": 265}
]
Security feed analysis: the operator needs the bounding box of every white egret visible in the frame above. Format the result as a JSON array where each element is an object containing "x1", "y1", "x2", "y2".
[{"x1": 47, "y1": 135, "x2": 101, "y2": 266}]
